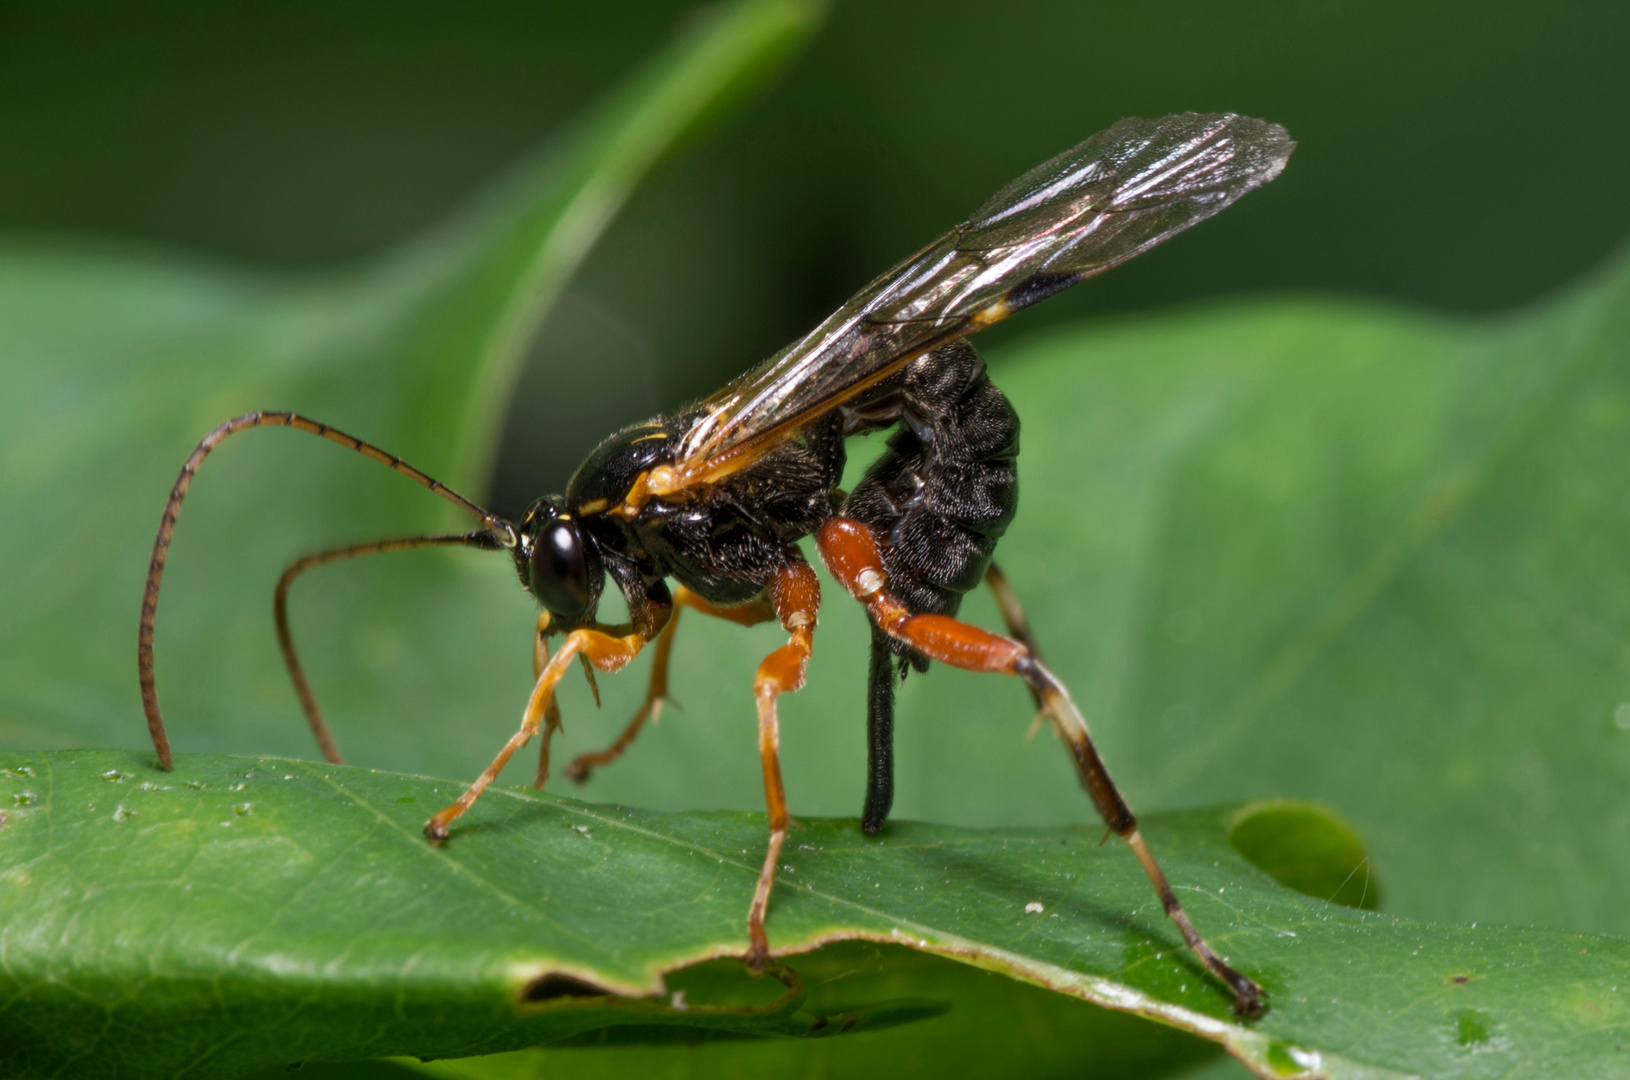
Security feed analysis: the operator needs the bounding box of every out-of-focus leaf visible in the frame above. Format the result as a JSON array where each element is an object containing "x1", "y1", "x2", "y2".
[
  {"x1": 1228, "y1": 800, "x2": 1379, "y2": 911},
  {"x1": 0, "y1": 0, "x2": 824, "y2": 771}
]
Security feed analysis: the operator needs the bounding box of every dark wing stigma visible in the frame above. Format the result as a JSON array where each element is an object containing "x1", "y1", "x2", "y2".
[{"x1": 667, "y1": 113, "x2": 1292, "y2": 490}]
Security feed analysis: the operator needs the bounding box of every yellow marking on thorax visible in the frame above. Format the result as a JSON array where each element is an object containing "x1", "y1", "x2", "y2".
[{"x1": 614, "y1": 465, "x2": 691, "y2": 520}]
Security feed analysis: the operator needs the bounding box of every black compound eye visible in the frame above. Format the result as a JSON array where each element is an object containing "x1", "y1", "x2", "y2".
[{"x1": 529, "y1": 515, "x2": 595, "y2": 620}]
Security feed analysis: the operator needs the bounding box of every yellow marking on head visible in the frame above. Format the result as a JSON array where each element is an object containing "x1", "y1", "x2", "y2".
[
  {"x1": 577, "y1": 498, "x2": 609, "y2": 516},
  {"x1": 632, "y1": 432, "x2": 669, "y2": 444}
]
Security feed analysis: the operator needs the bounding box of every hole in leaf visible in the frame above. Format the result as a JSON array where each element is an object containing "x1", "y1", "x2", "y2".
[
  {"x1": 523, "y1": 971, "x2": 616, "y2": 1002},
  {"x1": 1228, "y1": 799, "x2": 1381, "y2": 910}
]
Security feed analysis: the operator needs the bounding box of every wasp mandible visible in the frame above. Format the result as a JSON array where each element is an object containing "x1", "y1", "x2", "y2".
[{"x1": 139, "y1": 112, "x2": 1293, "y2": 1016}]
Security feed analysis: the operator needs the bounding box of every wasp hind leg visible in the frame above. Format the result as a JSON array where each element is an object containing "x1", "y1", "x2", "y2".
[
  {"x1": 744, "y1": 559, "x2": 821, "y2": 970},
  {"x1": 861, "y1": 562, "x2": 1038, "y2": 834},
  {"x1": 817, "y1": 517, "x2": 1265, "y2": 1018}
]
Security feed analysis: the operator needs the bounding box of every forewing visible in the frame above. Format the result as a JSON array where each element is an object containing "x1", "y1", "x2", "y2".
[{"x1": 674, "y1": 113, "x2": 1293, "y2": 484}]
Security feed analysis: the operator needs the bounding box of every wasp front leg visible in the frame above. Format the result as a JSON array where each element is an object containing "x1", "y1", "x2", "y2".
[
  {"x1": 530, "y1": 613, "x2": 567, "y2": 789},
  {"x1": 425, "y1": 624, "x2": 645, "y2": 842},
  {"x1": 744, "y1": 559, "x2": 821, "y2": 970}
]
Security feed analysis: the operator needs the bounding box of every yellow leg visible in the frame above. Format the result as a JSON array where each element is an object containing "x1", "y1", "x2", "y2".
[
  {"x1": 744, "y1": 562, "x2": 821, "y2": 969},
  {"x1": 565, "y1": 587, "x2": 776, "y2": 783},
  {"x1": 425, "y1": 625, "x2": 644, "y2": 841},
  {"x1": 532, "y1": 613, "x2": 565, "y2": 789}
]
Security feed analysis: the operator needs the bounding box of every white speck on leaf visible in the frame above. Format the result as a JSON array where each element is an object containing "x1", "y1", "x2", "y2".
[{"x1": 1025, "y1": 902, "x2": 1044, "y2": 914}]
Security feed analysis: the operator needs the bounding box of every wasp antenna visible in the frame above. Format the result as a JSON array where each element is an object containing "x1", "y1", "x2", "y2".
[
  {"x1": 138, "y1": 411, "x2": 514, "y2": 769},
  {"x1": 274, "y1": 531, "x2": 502, "y2": 766}
]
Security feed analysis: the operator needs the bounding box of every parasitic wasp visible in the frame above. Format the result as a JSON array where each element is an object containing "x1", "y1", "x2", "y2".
[{"x1": 139, "y1": 112, "x2": 1293, "y2": 1016}]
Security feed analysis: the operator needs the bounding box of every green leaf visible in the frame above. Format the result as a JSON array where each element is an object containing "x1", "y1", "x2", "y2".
[{"x1": 7, "y1": 749, "x2": 1628, "y2": 1080}]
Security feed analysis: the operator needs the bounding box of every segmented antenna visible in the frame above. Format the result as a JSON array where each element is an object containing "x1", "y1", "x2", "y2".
[
  {"x1": 274, "y1": 531, "x2": 503, "y2": 766},
  {"x1": 138, "y1": 411, "x2": 517, "y2": 769}
]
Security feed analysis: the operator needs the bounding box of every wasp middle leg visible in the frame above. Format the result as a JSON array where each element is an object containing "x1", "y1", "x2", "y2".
[
  {"x1": 565, "y1": 588, "x2": 777, "y2": 784},
  {"x1": 744, "y1": 558, "x2": 821, "y2": 969}
]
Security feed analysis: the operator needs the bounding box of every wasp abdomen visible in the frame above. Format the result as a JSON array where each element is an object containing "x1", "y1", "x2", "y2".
[{"x1": 842, "y1": 340, "x2": 1018, "y2": 624}]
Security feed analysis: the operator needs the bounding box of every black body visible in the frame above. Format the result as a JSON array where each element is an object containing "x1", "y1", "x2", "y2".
[{"x1": 519, "y1": 340, "x2": 1018, "y2": 831}]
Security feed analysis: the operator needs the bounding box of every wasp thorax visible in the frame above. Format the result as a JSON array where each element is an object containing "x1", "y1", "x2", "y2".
[{"x1": 563, "y1": 420, "x2": 682, "y2": 512}]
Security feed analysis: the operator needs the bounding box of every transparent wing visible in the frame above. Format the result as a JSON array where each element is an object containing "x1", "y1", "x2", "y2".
[{"x1": 672, "y1": 112, "x2": 1293, "y2": 486}]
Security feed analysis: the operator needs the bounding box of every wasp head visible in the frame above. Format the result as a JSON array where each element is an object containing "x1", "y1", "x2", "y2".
[{"x1": 516, "y1": 494, "x2": 603, "y2": 630}]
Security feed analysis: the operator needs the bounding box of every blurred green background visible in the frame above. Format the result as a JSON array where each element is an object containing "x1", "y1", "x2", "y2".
[{"x1": 3, "y1": 0, "x2": 1627, "y2": 511}]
